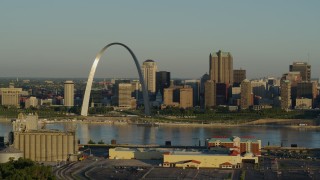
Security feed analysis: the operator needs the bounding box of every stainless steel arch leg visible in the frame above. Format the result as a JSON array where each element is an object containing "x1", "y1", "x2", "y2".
[{"x1": 80, "y1": 42, "x2": 150, "y2": 116}]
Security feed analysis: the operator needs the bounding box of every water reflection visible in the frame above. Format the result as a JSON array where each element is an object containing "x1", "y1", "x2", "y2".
[{"x1": 1, "y1": 122, "x2": 320, "y2": 148}]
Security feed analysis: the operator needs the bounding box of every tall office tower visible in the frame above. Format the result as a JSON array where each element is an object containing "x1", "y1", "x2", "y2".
[
  {"x1": 216, "y1": 83, "x2": 229, "y2": 105},
  {"x1": 64, "y1": 80, "x2": 74, "y2": 107},
  {"x1": 209, "y1": 50, "x2": 233, "y2": 85},
  {"x1": 282, "y1": 72, "x2": 302, "y2": 107},
  {"x1": 185, "y1": 80, "x2": 200, "y2": 106},
  {"x1": 156, "y1": 71, "x2": 171, "y2": 96},
  {"x1": 289, "y1": 62, "x2": 311, "y2": 82},
  {"x1": 297, "y1": 82, "x2": 318, "y2": 107},
  {"x1": 118, "y1": 83, "x2": 133, "y2": 108},
  {"x1": 200, "y1": 73, "x2": 210, "y2": 108},
  {"x1": 231, "y1": 87, "x2": 241, "y2": 106},
  {"x1": 163, "y1": 88, "x2": 174, "y2": 106},
  {"x1": 131, "y1": 80, "x2": 141, "y2": 102},
  {"x1": 280, "y1": 80, "x2": 292, "y2": 110},
  {"x1": 204, "y1": 80, "x2": 216, "y2": 108},
  {"x1": 240, "y1": 79, "x2": 252, "y2": 109},
  {"x1": 179, "y1": 86, "x2": 193, "y2": 109},
  {"x1": 142, "y1": 60, "x2": 157, "y2": 93},
  {"x1": 233, "y1": 69, "x2": 246, "y2": 87},
  {"x1": 251, "y1": 80, "x2": 267, "y2": 98},
  {"x1": 0, "y1": 84, "x2": 22, "y2": 108}
]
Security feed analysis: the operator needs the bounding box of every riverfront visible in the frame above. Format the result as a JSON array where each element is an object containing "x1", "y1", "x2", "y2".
[{"x1": 1, "y1": 120, "x2": 320, "y2": 148}]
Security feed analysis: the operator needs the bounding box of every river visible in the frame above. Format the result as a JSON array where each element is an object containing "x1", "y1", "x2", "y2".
[{"x1": 1, "y1": 122, "x2": 320, "y2": 148}]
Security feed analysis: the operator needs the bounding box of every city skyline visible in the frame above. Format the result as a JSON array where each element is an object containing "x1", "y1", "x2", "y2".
[{"x1": 0, "y1": 1, "x2": 320, "y2": 79}]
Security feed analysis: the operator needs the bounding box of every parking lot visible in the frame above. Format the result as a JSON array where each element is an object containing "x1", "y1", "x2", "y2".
[{"x1": 87, "y1": 166, "x2": 235, "y2": 180}]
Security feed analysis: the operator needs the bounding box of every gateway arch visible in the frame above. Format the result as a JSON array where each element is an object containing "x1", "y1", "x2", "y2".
[{"x1": 80, "y1": 42, "x2": 150, "y2": 116}]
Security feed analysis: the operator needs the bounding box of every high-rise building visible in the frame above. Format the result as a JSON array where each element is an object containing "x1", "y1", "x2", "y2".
[
  {"x1": 156, "y1": 71, "x2": 170, "y2": 96},
  {"x1": 280, "y1": 80, "x2": 291, "y2": 110},
  {"x1": 209, "y1": 50, "x2": 233, "y2": 85},
  {"x1": 142, "y1": 60, "x2": 157, "y2": 93},
  {"x1": 297, "y1": 81, "x2": 317, "y2": 99},
  {"x1": 282, "y1": 72, "x2": 302, "y2": 107},
  {"x1": 297, "y1": 81, "x2": 318, "y2": 107},
  {"x1": 240, "y1": 79, "x2": 252, "y2": 109},
  {"x1": 118, "y1": 83, "x2": 133, "y2": 108},
  {"x1": 231, "y1": 87, "x2": 241, "y2": 106},
  {"x1": 251, "y1": 80, "x2": 267, "y2": 98},
  {"x1": 216, "y1": 83, "x2": 229, "y2": 105},
  {"x1": 131, "y1": 80, "x2": 141, "y2": 103},
  {"x1": 163, "y1": 86, "x2": 193, "y2": 109},
  {"x1": 179, "y1": 86, "x2": 193, "y2": 109},
  {"x1": 185, "y1": 80, "x2": 200, "y2": 106},
  {"x1": 204, "y1": 80, "x2": 216, "y2": 108},
  {"x1": 64, "y1": 80, "x2": 74, "y2": 107},
  {"x1": 0, "y1": 84, "x2": 22, "y2": 108},
  {"x1": 200, "y1": 73, "x2": 210, "y2": 108},
  {"x1": 163, "y1": 88, "x2": 175, "y2": 106},
  {"x1": 289, "y1": 62, "x2": 311, "y2": 82},
  {"x1": 233, "y1": 69, "x2": 246, "y2": 86}
]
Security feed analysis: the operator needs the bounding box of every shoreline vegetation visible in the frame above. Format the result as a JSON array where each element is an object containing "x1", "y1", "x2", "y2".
[
  {"x1": 1, "y1": 116, "x2": 319, "y2": 128},
  {"x1": 1, "y1": 105, "x2": 319, "y2": 127}
]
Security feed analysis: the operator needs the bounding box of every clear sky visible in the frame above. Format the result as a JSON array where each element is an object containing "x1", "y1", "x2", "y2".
[{"x1": 0, "y1": 1, "x2": 319, "y2": 79}]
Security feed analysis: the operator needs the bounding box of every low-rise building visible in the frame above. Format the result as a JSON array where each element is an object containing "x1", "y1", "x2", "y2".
[
  {"x1": 163, "y1": 149, "x2": 258, "y2": 169},
  {"x1": 109, "y1": 147, "x2": 166, "y2": 160},
  {"x1": 206, "y1": 136, "x2": 261, "y2": 156}
]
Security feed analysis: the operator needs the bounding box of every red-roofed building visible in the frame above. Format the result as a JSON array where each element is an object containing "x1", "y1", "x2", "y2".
[{"x1": 206, "y1": 136, "x2": 261, "y2": 156}]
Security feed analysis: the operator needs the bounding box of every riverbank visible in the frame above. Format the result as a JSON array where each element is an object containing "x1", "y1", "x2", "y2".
[
  {"x1": 1, "y1": 116, "x2": 319, "y2": 128},
  {"x1": 48, "y1": 117, "x2": 320, "y2": 128}
]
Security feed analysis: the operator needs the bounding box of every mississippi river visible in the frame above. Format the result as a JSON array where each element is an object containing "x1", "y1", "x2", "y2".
[{"x1": 1, "y1": 122, "x2": 320, "y2": 148}]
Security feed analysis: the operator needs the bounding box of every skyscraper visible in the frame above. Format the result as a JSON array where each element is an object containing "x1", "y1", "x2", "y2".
[
  {"x1": 240, "y1": 79, "x2": 252, "y2": 109},
  {"x1": 204, "y1": 80, "x2": 216, "y2": 108},
  {"x1": 142, "y1": 60, "x2": 157, "y2": 93},
  {"x1": 200, "y1": 73, "x2": 210, "y2": 108},
  {"x1": 64, "y1": 80, "x2": 74, "y2": 107},
  {"x1": 289, "y1": 62, "x2": 311, "y2": 82},
  {"x1": 280, "y1": 80, "x2": 291, "y2": 110},
  {"x1": 297, "y1": 81, "x2": 318, "y2": 107},
  {"x1": 163, "y1": 86, "x2": 193, "y2": 109},
  {"x1": 163, "y1": 88, "x2": 175, "y2": 106},
  {"x1": 233, "y1": 69, "x2": 246, "y2": 86},
  {"x1": 156, "y1": 71, "x2": 170, "y2": 96},
  {"x1": 179, "y1": 86, "x2": 193, "y2": 109},
  {"x1": 209, "y1": 50, "x2": 233, "y2": 85},
  {"x1": 118, "y1": 83, "x2": 133, "y2": 108}
]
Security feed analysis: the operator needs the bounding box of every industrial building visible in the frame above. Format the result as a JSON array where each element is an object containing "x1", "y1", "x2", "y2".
[
  {"x1": 0, "y1": 146, "x2": 23, "y2": 163},
  {"x1": 11, "y1": 113, "x2": 78, "y2": 162}
]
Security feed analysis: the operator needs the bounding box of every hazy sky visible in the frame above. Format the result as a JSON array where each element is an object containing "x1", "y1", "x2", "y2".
[{"x1": 0, "y1": 1, "x2": 319, "y2": 79}]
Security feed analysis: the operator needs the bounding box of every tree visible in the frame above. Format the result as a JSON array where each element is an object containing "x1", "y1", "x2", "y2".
[
  {"x1": 97, "y1": 140, "x2": 105, "y2": 144},
  {"x1": 88, "y1": 139, "x2": 96, "y2": 144},
  {"x1": 0, "y1": 158, "x2": 55, "y2": 179}
]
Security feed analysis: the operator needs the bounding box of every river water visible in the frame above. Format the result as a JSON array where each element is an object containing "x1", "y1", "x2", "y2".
[{"x1": 1, "y1": 122, "x2": 320, "y2": 148}]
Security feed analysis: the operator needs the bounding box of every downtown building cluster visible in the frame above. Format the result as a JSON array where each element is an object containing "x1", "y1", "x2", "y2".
[
  {"x1": 0, "y1": 80, "x2": 76, "y2": 109},
  {"x1": 0, "y1": 53, "x2": 319, "y2": 112}
]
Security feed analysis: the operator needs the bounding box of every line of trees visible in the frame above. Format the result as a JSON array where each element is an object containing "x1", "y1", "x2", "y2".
[{"x1": 0, "y1": 158, "x2": 55, "y2": 179}]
